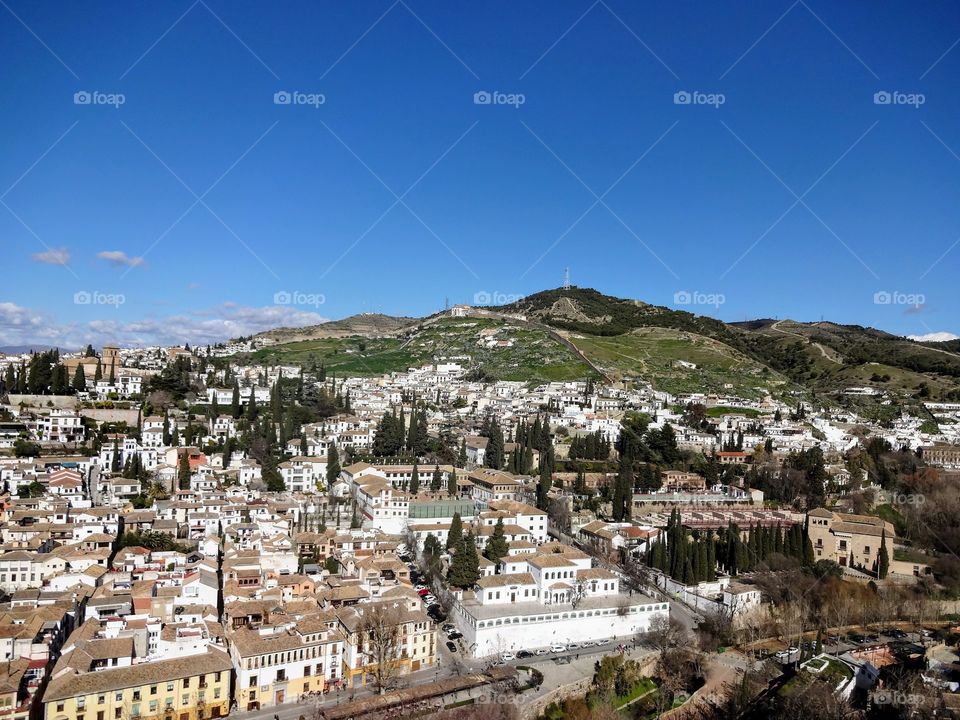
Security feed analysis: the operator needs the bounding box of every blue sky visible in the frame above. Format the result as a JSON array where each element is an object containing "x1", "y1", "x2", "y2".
[{"x1": 1, "y1": 0, "x2": 959, "y2": 347}]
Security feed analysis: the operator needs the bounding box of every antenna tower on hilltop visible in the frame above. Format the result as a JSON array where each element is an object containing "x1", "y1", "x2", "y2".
[{"x1": 563, "y1": 267, "x2": 571, "y2": 290}]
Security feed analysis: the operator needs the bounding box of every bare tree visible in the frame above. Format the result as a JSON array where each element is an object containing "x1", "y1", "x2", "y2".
[
  {"x1": 357, "y1": 602, "x2": 405, "y2": 694},
  {"x1": 646, "y1": 614, "x2": 688, "y2": 660}
]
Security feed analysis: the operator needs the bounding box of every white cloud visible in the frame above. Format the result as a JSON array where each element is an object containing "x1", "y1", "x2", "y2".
[
  {"x1": 97, "y1": 250, "x2": 144, "y2": 268},
  {"x1": 0, "y1": 302, "x2": 326, "y2": 349},
  {"x1": 907, "y1": 331, "x2": 959, "y2": 342},
  {"x1": 31, "y1": 247, "x2": 71, "y2": 265}
]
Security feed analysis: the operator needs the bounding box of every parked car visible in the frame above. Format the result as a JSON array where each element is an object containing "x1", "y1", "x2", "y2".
[
  {"x1": 517, "y1": 650, "x2": 533, "y2": 659},
  {"x1": 567, "y1": 642, "x2": 581, "y2": 650},
  {"x1": 447, "y1": 631, "x2": 463, "y2": 640},
  {"x1": 595, "y1": 638, "x2": 610, "y2": 645},
  {"x1": 446, "y1": 641, "x2": 458, "y2": 653},
  {"x1": 442, "y1": 623, "x2": 456, "y2": 633},
  {"x1": 550, "y1": 644, "x2": 566, "y2": 653},
  {"x1": 534, "y1": 648, "x2": 549, "y2": 656},
  {"x1": 501, "y1": 652, "x2": 516, "y2": 661}
]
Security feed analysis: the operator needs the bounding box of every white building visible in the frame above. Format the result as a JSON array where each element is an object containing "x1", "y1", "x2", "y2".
[{"x1": 452, "y1": 542, "x2": 669, "y2": 657}]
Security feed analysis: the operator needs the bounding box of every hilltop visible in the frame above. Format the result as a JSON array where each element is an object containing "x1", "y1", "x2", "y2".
[
  {"x1": 258, "y1": 313, "x2": 418, "y2": 343},
  {"x1": 244, "y1": 287, "x2": 960, "y2": 400}
]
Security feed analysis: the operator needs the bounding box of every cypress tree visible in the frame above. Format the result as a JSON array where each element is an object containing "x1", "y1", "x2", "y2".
[
  {"x1": 484, "y1": 517, "x2": 510, "y2": 567},
  {"x1": 447, "y1": 468, "x2": 458, "y2": 497},
  {"x1": 231, "y1": 381, "x2": 241, "y2": 419},
  {"x1": 448, "y1": 532, "x2": 480, "y2": 588},
  {"x1": 878, "y1": 530, "x2": 889, "y2": 579},
  {"x1": 178, "y1": 448, "x2": 192, "y2": 489},
  {"x1": 431, "y1": 464, "x2": 442, "y2": 492},
  {"x1": 409, "y1": 461, "x2": 420, "y2": 494},
  {"x1": 447, "y1": 512, "x2": 463, "y2": 550},
  {"x1": 326, "y1": 444, "x2": 341, "y2": 489}
]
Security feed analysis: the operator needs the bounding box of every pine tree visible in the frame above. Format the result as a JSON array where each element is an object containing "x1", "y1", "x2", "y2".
[
  {"x1": 484, "y1": 517, "x2": 510, "y2": 567},
  {"x1": 447, "y1": 512, "x2": 463, "y2": 550}
]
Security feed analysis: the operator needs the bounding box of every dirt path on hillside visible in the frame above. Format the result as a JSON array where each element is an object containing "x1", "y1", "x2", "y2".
[{"x1": 770, "y1": 320, "x2": 843, "y2": 364}]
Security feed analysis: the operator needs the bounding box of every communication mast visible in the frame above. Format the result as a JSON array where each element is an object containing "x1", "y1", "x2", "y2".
[{"x1": 563, "y1": 267, "x2": 570, "y2": 290}]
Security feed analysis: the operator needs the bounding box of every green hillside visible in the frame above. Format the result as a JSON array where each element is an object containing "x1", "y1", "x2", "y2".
[{"x1": 243, "y1": 316, "x2": 595, "y2": 383}]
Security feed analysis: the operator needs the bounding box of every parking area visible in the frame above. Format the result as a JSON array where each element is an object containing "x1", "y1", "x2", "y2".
[{"x1": 758, "y1": 626, "x2": 938, "y2": 665}]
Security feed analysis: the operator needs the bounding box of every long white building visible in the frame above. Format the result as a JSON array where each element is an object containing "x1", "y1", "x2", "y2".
[{"x1": 451, "y1": 542, "x2": 669, "y2": 657}]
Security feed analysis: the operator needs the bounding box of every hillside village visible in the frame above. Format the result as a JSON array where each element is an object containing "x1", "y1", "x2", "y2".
[{"x1": 0, "y1": 315, "x2": 959, "y2": 720}]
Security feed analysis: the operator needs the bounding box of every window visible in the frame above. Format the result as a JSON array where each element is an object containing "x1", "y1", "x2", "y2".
[{"x1": 150, "y1": 686, "x2": 157, "y2": 696}]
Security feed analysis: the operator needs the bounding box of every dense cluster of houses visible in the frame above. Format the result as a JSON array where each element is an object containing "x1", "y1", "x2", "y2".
[{"x1": 0, "y1": 336, "x2": 957, "y2": 720}]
